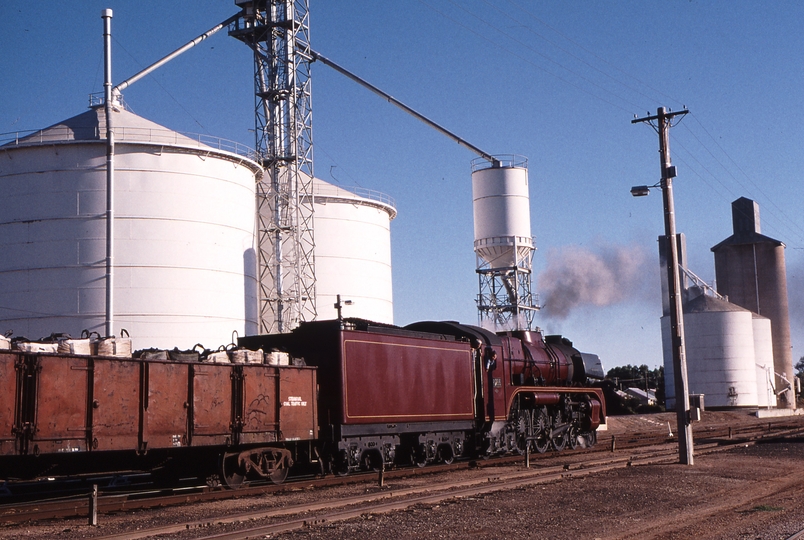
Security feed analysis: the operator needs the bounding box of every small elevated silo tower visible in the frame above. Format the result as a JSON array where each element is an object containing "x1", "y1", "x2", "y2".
[
  {"x1": 711, "y1": 197, "x2": 794, "y2": 408},
  {"x1": 472, "y1": 155, "x2": 538, "y2": 330}
]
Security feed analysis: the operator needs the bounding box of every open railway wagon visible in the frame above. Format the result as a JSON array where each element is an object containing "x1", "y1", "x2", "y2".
[
  {"x1": 0, "y1": 348, "x2": 317, "y2": 488},
  {"x1": 240, "y1": 318, "x2": 606, "y2": 475}
]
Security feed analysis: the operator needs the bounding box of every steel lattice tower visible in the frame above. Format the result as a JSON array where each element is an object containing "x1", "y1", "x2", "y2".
[
  {"x1": 230, "y1": 0, "x2": 316, "y2": 333},
  {"x1": 476, "y1": 252, "x2": 538, "y2": 331}
]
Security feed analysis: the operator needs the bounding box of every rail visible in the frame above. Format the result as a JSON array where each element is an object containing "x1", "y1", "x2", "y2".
[{"x1": 4, "y1": 418, "x2": 803, "y2": 532}]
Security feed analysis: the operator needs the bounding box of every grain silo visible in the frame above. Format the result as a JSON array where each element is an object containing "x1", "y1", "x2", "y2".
[
  {"x1": 0, "y1": 105, "x2": 261, "y2": 350},
  {"x1": 472, "y1": 155, "x2": 537, "y2": 330},
  {"x1": 663, "y1": 295, "x2": 759, "y2": 409},
  {"x1": 309, "y1": 178, "x2": 396, "y2": 323},
  {"x1": 711, "y1": 197, "x2": 794, "y2": 408},
  {"x1": 752, "y1": 314, "x2": 777, "y2": 409}
]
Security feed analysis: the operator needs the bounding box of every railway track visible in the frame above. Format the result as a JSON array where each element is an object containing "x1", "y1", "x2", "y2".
[
  {"x1": 97, "y1": 424, "x2": 804, "y2": 540},
  {"x1": 2, "y1": 416, "x2": 802, "y2": 531}
]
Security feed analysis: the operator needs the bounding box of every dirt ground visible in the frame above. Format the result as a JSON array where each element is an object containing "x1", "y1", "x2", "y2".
[
  {"x1": 270, "y1": 411, "x2": 804, "y2": 540},
  {"x1": 267, "y1": 440, "x2": 804, "y2": 540},
  {"x1": 3, "y1": 411, "x2": 804, "y2": 539}
]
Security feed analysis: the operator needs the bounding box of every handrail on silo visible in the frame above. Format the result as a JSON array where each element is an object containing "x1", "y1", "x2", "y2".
[
  {"x1": 471, "y1": 154, "x2": 528, "y2": 172},
  {"x1": 1, "y1": 125, "x2": 258, "y2": 162},
  {"x1": 314, "y1": 182, "x2": 396, "y2": 209}
]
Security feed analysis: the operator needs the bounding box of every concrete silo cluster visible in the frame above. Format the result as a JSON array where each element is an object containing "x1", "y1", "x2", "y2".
[{"x1": 662, "y1": 197, "x2": 795, "y2": 411}]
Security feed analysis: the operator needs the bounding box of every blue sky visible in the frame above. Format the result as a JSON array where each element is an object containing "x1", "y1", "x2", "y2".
[{"x1": 2, "y1": 1, "x2": 803, "y2": 370}]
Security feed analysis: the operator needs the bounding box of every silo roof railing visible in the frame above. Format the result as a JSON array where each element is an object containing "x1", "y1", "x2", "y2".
[
  {"x1": 0, "y1": 127, "x2": 258, "y2": 162},
  {"x1": 313, "y1": 182, "x2": 396, "y2": 209},
  {"x1": 471, "y1": 154, "x2": 528, "y2": 172}
]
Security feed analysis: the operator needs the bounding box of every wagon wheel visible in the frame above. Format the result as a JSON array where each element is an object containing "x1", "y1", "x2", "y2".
[
  {"x1": 532, "y1": 408, "x2": 550, "y2": 454},
  {"x1": 220, "y1": 452, "x2": 246, "y2": 489},
  {"x1": 269, "y1": 465, "x2": 289, "y2": 485}
]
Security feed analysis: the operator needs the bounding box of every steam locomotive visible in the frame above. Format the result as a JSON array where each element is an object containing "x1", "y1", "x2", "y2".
[{"x1": 0, "y1": 319, "x2": 605, "y2": 488}]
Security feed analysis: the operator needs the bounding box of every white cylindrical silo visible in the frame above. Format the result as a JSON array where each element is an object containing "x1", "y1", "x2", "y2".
[
  {"x1": 664, "y1": 295, "x2": 759, "y2": 409},
  {"x1": 471, "y1": 156, "x2": 532, "y2": 268},
  {"x1": 752, "y1": 315, "x2": 777, "y2": 409},
  {"x1": 0, "y1": 106, "x2": 261, "y2": 350},
  {"x1": 309, "y1": 178, "x2": 396, "y2": 323}
]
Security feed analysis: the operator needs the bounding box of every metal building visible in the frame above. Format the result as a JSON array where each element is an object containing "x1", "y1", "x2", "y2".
[
  {"x1": 711, "y1": 197, "x2": 794, "y2": 408},
  {"x1": 0, "y1": 106, "x2": 262, "y2": 350}
]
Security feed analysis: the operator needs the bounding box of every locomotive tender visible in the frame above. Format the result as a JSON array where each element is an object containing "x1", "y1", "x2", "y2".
[
  {"x1": 0, "y1": 318, "x2": 605, "y2": 487},
  {"x1": 242, "y1": 319, "x2": 606, "y2": 475}
]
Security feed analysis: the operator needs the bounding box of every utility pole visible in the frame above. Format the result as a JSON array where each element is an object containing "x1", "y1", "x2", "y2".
[{"x1": 632, "y1": 107, "x2": 694, "y2": 465}]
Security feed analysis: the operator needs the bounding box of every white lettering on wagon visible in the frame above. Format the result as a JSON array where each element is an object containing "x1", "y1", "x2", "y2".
[{"x1": 282, "y1": 396, "x2": 307, "y2": 407}]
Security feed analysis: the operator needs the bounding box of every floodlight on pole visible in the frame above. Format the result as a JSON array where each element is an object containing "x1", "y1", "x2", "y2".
[{"x1": 630, "y1": 185, "x2": 651, "y2": 197}]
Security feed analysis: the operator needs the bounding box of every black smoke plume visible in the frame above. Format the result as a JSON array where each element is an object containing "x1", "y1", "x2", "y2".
[{"x1": 537, "y1": 244, "x2": 650, "y2": 319}]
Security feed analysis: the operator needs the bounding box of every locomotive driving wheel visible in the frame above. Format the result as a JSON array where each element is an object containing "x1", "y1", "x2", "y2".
[
  {"x1": 567, "y1": 425, "x2": 579, "y2": 450},
  {"x1": 552, "y1": 429, "x2": 567, "y2": 452},
  {"x1": 516, "y1": 409, "x2": 533, "y2": 455},
  {"x1": 552, "y1": 398, "x2": 574, "y2": 452},
  {"x1": 551, "y1": 408, "x2": 568, "y2": 451},
  {"x1": 532, "y1": 407, "x2": 550, "y2": 454}
]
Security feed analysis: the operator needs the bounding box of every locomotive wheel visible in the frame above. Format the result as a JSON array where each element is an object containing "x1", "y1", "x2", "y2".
[
  {"x1": 361, "y1": 450, "x2": 383, "y2": 472},
  {"x1": 438, "y1": 445, "x2": 454, "y2": 465},
  {"x1": 567, "y1": 426, "x2": 579, "y2": 450},
  {"x1": 532, "y1": 408, "x2": 550, "y2": 454},
  {"x1": 516, "y1": 410, "x2": 533, "y2": 455},
  {"x1": 552, "y1": 430, "x2": 567, "y2": 452},
  {"x1": 220, "y1": 452, "x2": 246, "y2": 489},
  {"x1": 334, "y1": 451, "x2": 351, "y2": 476},
  {"x1": 411, "y1": 444, "x2": 428, "y2": 468}
]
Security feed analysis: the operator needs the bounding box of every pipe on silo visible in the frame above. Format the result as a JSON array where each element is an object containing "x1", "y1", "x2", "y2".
[{"x1": 102, "y1": 8, "x2": 115, "y2": 337}]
